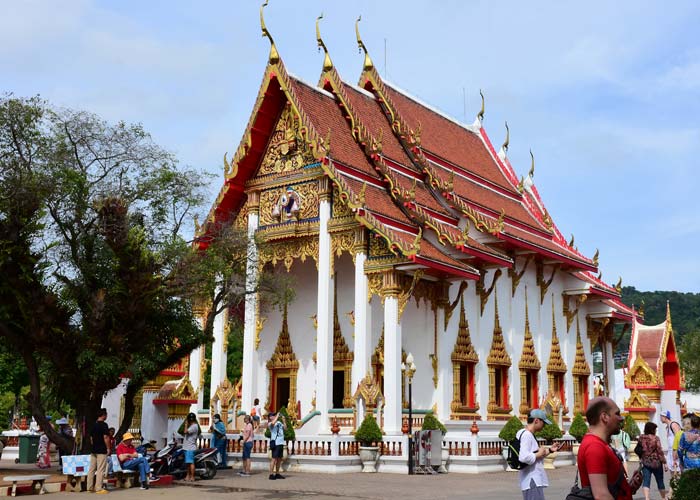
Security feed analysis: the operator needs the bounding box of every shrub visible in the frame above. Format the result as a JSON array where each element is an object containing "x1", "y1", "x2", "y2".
[
  {"x1": 569, "y1": 413, "x2": 588, "y2": 443},
  {"x1": 264, "y1": 406, "x2": 296, "y2": 441},
  {"x1": 498, "y1": 416, "x2": 524, "y2": 442},
  {"x1": 623, "y1": 414, "x2": 640, "y2": 440},
  {"x1": 421, "y1": 413, "x2": 447, "y2": 433},
  {"x1": 536, "y1": 422, "x2": 563, "y2": 443},
  {"x1": 354, "y1": 414, "x2": 383, "y2": 446},
  {"x1": 670, "y1": 469, "x2": 700, "y2": 500}
]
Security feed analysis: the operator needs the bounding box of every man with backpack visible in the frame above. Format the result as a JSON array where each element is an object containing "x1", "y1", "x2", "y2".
[{"x1": 515, "y1": 409, "x2": 562, "y2": 500}]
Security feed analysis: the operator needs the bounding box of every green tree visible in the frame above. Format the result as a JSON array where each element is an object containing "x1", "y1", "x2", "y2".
[
  {"x1": 679, "y1": 330, "x2": 700, "y2": 391},
  {"x1": 0, "y1": 95, "x2": 287, "y2": 452}
]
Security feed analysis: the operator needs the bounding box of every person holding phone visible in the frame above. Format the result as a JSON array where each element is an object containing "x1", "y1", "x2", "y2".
[{"x1": 268, "y1": 411, "x2": 287, "y2": 480}]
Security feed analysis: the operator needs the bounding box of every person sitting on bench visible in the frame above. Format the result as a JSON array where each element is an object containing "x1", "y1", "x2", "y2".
[{"x1": 116, "y1": 433, "x2": 158, "y2": 490}]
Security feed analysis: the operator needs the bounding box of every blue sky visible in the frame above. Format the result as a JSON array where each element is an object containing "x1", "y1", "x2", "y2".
[{"x1": 3, "y1": 1, "x2": 699, "y2": 292}]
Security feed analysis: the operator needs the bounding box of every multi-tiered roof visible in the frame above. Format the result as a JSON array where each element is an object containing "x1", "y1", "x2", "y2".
[{"x1": 197, "y1": 7, "x2": 631, "y2": 315}]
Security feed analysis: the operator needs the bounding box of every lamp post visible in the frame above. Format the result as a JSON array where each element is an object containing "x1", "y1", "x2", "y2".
[{"x1": 401, "y1": 352, "x2": 416, "y2": 475}]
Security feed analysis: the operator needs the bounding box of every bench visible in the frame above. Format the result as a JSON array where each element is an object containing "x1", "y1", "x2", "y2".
[
  {"x1": 61, "y1": 455, "x2": 91, "y2": 492},
  {"x1": 3, "y1": 475, "x2": 50, "y2": 497},
  {"x1": 109, "y1": 455, "x2": 138, "y2": 488}
]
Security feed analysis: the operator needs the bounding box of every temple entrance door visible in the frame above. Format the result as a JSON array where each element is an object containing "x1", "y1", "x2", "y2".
[
  {"x1": 274, "y1": 375, "x2": 290, "y2": 412},
  {"x1": 333, "y1": 370, "x2": 345, "y2": 409}
]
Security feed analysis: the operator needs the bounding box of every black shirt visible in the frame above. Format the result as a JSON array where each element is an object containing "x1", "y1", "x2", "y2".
[{"x1": 91, "y1": 420, "x2": 110, "y2": 454}]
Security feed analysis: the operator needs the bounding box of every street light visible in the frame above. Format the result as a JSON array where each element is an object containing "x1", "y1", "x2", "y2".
[{"x1": 401, "y1": 352, "x2": 416, "y2": 475}]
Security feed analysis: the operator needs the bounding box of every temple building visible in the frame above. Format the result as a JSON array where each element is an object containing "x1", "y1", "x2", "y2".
[
  {"x1": 624, "y1": 302, "x2": 684, "y2": 422},
  {"x1": 183, "y1": 9, "x2": 638, "y2": 442}
]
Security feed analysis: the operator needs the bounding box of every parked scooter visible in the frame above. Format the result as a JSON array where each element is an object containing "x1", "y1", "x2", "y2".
[{"x1": 150, "y1": 442, "x2": 218, "y2": 480}]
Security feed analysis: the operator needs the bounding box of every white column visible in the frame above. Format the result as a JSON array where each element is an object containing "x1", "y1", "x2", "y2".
[
  {"x1": 241, "y1": 195, "x2": 260, "y2": 413},
  {"x1": 603, "y1": 339, "x2": 617, "y2": 402},
  {"x1": 189, "y1": 345, "x2": 203, "y2": 411},
  {"x1": 435, "y1": 306, "x2": 451, "y2": 423},
  {"x1": 315, "y1": 197, "x2": 333, "y2": 433},
  {"x1": 352, "y1": 237, "x2": 371, "y2": 391},
  {"x1": 384, "y1": 291, "x2": 402, "y2": 434},
  {"x1": 209, "y1": 307, "x2": 227, "y2": 408}
]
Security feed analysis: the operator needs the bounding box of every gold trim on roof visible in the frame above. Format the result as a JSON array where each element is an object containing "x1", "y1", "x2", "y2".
[
  {"x1": 546, "y1": 296, "x2": 567, "y2": 373},
  {"x1": 519, "y1": 290, "x2": 541, "y2": 370},
  {"x1": 624, "y1": 388, "x2": 652, "y2": 409},
  {"x1": 572, "y1": 316, "x2": 591, "y2": 376},
  {"x1": 451, "y1": 296, "x2": 479, "y2": 363},
  {"x1": 486, "y1": 295, "x2": 512, "y2": 367},
  {"x1": 624, "y1": 353, "x2": 661, "y2": 387}
]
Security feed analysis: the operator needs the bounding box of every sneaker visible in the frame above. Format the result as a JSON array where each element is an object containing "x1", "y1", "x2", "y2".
[
  {"x1": 140, "y1": 485, "x2": 149, "y2": 490},
  {"x1": 240, "y1": 473, "x2": 251, "y2": 477},
  {"x1": 269, "y1": 474, "x2": 276, "y2": 480},
  {"x1": 274, "y1": 474, "x2": 285, "y2": 479},
  {"x1": 238, "y1": 471, "x2": 246, "y2": 476},
  {"x1": 149, "y1": 476, "x2": 160, "y2": 483}
]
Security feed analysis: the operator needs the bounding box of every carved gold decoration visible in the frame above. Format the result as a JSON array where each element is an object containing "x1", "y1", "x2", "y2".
[
  {"x1": 451, "y1": 296, "x2": 480, "y2": 418},
  {"x1": 615, "y1": 276, "x2": 622, "y2": 294},
  {"x1": 508, "y1": 255, "x2": 532, "y2": 297},
  {"x1": 331, "y1": 230, "x2": 355, "y2": 259},
  {"x1": 332, "y1": 280, "x2": 354, "y2": 408},
  {"x1": 519, "y1": 291, "x2": 541, "y2": 371},
  {"x1": 256, "y1": 220, "x2": 320, "y2": 243},
  {"x1": 624, "y1": 353, "x2": 661, "y2": 387},
  {"x1": 536, "y1": 261, "x2": 558, "y2": 304},
  {"x1": 369, "y1": 235, "x2": 392, "y2": 257},
  {"x1": 444, "y1": 281, "x2": 468, "y2": 330},
  {"x1": 430, "y1": 354, "x2": 439, "y2": 389},
  {"x1": 353, "y1": 373, "x2": 383, "y2": 407},
  {"x1": 487, "y1": 296, "x2": 512, "y2": 416},
  {"x1": 266, "y1": 301, "x2": 299, "y2": 416},
  {"x1": 397, "y1": 271, "x2": 424, "y2": 322},
  {"x1": 345, "y1": 311, "x2": 355, "y2": 326},
  {"x1": 624, "y1": 389, "x2": 652, "y2": 410},
  {"x1": 572, "y1": 317, "x2": 591, "y2": 377},
  {"x1": 258, "y1": 103, "x2": 315, "y2": 177},
  {"x1": 546, "y1": 297, "x2": 567, "y2": 374},
  {"x1": 258, "y1": 236, "x2": 319, "y2": 272},
  {"x1": 233, "y1": 203, "x2": 249, "y2": 230},
  {"x1": 563, "y1": 293, "x2": 587, "y2": 332},
  {"x1": 211, "y1": 378, "x2": 237, "y2": 431},
  {"x1": 310, "y1": 314, "x2": 317, "y2": 330},
  {"x1": 255, "y1": 302, "x2": 266, "y2": 350},
  {"x1": 367, "y1": 274, "x2": 382, "y2": 303},
  {"x1": 487, "y1": 296, "x2": 512, "y2": 367},
  {"x1": 332, "y1": 184, "x2": 353, "y2": 218},
  {"x1": 260, "y1": 181, "x2": 319, "y2": 226},
  {"x1": 477, "y1": 269, "x2": 502, "y2": 316},
  {"x1": 199, "y1": 355, "x2": 209, "y2": 392},
  {"x1": 371, "y1": 327, "x2": 384, "y2": 367}
]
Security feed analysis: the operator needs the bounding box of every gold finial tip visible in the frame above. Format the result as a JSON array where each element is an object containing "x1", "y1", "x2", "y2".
[{"x1": 355, "y1": 14, "x2": 373, "y2": 71}]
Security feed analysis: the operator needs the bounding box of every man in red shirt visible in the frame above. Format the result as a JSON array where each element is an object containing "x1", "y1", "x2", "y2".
[
  {"x1": 577, "y1": 397, "x2": 632, "y2": 500},
  {"x1": 116, "y1": 433, "x2": 157, "y2": 490}
]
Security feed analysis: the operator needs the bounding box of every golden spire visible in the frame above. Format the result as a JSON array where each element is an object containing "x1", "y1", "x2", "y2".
[
  {"x1": 316, "y1": 13, "x2": 333, "y2": 72},
  {"x1": 487, "y1": 292, "x2": 511, "y2": 366},
  {"x1": 572, "y1": 316, "x2": 591, "y2": 376},
  {"x1": 615, "y1": 276, "x2": 622, "y2": 293},
  {"x1": 452, "y1": 295, "x2": 479, "y2": 363},
  {"x1": 519, "y1": 287, "x2": 541, "y2": 370},
  {"x1": 355, "y1": 16, "x2": 374, "y2": 72},
  {"x1": 260, "y1": 0, "x2": 279, "y2": 65},
  {"x1": 547, "y1": 293, "x2": 566, "y2": 373},
  {"x1": 501, "y1": 121, "x2": 510, "y2": 153},
  {"x1": 476, "y1": 89, "x2": 485, "y2": 122}
]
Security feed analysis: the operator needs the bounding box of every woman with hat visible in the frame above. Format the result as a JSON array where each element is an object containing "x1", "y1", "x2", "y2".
[{"x1": 116, "y1": 433, "x2": 158, "y2": 490}]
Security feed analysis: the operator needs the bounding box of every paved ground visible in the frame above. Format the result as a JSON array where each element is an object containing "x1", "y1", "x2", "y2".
[{"x1": 33, "y1": 465, "x2": 660, "y2": 500}]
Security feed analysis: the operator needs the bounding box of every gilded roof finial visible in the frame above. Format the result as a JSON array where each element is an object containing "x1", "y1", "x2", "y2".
[
  {"x1": 355, "y1": 16, "x2": 374, "y2": 72},
  {"x1": 665, "y1": 300, "x2": 671, "y2": 326},
  {"x1": 316, "y1": 13, "x2": 333, "y2": 72},
  {"x1": 528, "y1": 149, "x2": 535, "y2": 178},
  {"x1": 260, "y1": 0, "x2": 279, "y2": 65},
  {"x1": 501, "y1": 121, "x2": 510, "y2": 153},
  {"x1": 592, "y1": 248, "x2": 599, "y2": 266},
  {"x1": 568, "y1": 234, "x2": 575, "y2": 247},
  {"x1": 476, "y1": 89, "x2": 485, "y2": 122},
  {"x1": 615, "y1": 276, "x2": 622, "y2": 293}
]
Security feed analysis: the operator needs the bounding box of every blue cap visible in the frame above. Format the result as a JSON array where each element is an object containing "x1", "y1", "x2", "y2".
[{"x1": 530, "y1": 409, "x2": 552, "y2": 425}]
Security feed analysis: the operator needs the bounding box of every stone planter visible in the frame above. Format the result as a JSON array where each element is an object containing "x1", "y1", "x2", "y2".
[
  {"x1": 438, "y1": 447, "x2": 449, "y2": 473},
  {"x1": 628, "y1": 441, "x2": 639, "y2": 463},
  {"x1": 572, "y1": 442, "x2": 580, "y2": 457},
  {"x1": 359, "y1": 446, "x2": 380, "y2": 473},
  {"x1": 543, "y1": 452, "x2": 556, "y2": 470}
]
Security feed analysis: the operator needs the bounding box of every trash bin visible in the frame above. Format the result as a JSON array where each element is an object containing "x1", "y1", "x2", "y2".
[{"x1": 16, "y1": 434, "x2": 40, "y2": 464}]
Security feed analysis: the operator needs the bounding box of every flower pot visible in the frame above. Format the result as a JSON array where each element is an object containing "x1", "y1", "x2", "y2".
[
  {"x1": 543, "y1": 452, "x2": 556, "y2": 470},
  {"x1": 628, "y1": 440, "x2": 639, "y2": 463},
  {"x1": 359, "y1": 446, "x2": 380, "y2": 473},
  {"x1": 438, "y1": 447, "x2": 449, "y2": 473}
]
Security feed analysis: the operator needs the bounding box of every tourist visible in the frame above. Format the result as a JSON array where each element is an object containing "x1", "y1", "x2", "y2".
[
  {"x1": 516, "y1": 408, "x2": 561, "y2": 500},
  {"x1": 677, "y1": 413, "x2": 700, "y2": 470},
  {"x1": 182, "y1": 412, "x2": 200, "y2": 482},
  {"x1": 611, "y1": 425, "x2": 631, "y2": 474},
  {"x1": 209, "y1": 414, "x2": 228, "y2": 469},
  {"x1": 36, "y1": 423, "x2": 51, "y2": 469},
  {"x1": 116, "y1": 432, "x2": 159, "y2": 490},
  {"x1": 87, "y1": 408, "x2": 111, "y2": 494},
  {"x1": 659, "y1": 410, "x2": 681, "y2": 475},
  {"x1": 577, "y1": 397, "x2": 632, "y2": 500},
  {"x1": 638, "y1": 422, "x2": 667, "y2": 500},
  {"x1": 673, "y1": 414, "x2": 692, "y2": 472},
  {"x1": 56, "y1": 417, "x2": 74, "y2": 470},
  {"x1": 239, "y1": 415, "x2": 254, "y2": 477},
  {"x1": 268, "y1": 411, "x2": 286, "y2": 480},
  {"x1": 252, "y1": 398, "x2": 262, "y2": 429},
  {"x1": 106, "y1": 427, "x2": 116, "y2": 475}
]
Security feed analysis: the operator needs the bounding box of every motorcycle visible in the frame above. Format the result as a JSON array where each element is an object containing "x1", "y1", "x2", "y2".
[{"x1": 150, "y1": 442, "x2": 218, "y2": 480}]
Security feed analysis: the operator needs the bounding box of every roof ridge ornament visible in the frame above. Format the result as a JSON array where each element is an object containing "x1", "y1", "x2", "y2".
[
  {"x1": 316, "y1": 13, "x2": 333, "y2": 72},
  {"x1": 501, "y1": 121, "x2": 509, "y2": 153},
  {"x1": 355, "y1": 16, "x2": 374, "y2": 72},
  {"x1": 260, "y1": 0, "x2": 279, "y2": 65},
  {"x1": 592, "y1": 248, "x2": 599, "y2": 267},
  {"x1": 518, "y1": 150, "x2": 535, "y2": 194},
  {"x1": 474, "y1": 89, "x2": 485, "y2": 126}
]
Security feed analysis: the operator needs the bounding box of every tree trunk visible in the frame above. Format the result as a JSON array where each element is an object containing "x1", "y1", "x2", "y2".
[{"x1": 116, "y1": 381, "x2": 139, "y2": 442}]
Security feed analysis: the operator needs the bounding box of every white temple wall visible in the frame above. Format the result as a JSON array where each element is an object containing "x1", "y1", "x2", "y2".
[{"x1": 400, "y1": 293, "x2": 434, "y2": 411}]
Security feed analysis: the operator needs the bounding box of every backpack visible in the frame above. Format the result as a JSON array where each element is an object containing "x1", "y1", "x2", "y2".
[{"x1": 506, "y1": 429, "x2": 529, "y2": 470}]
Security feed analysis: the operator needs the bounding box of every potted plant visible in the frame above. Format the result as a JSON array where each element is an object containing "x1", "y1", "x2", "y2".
[
  {"x1": 536, "y1": 421, "x2": 563, "y2": 470},
  {"x1": 354, "y1": 414, "x2": 383, "y2": 472},
  {"x1": 264, "y1": 407, "x2": 296, "y2": 462},
  {"x1": 421, "y1": 413, "x2": 448, "y2": 473},
  {"x1": 498, "y1": 416, "x2": 524, "y2": 469},
  {"x1": 568, "y1": 413, "x2": 588, "y2": 456},
  {"x1": 623, "y1": 414, "x2": 640, "y2": 463}
]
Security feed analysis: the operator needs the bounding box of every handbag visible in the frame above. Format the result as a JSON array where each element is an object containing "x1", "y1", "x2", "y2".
[
  {"x1": 628, "y1": 465, "x2": 643, "y2": 495},
  {"x1": 566, "y1": 468, "x2": 594, "y2": 500},
  {"x1": 634, "y1": 440, "x2": 643, "y2": 458}
]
